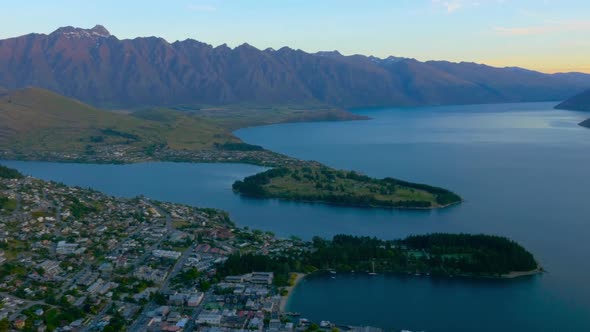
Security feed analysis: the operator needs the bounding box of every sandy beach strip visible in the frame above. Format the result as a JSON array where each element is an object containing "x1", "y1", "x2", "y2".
[
  {"x1": 280, "y1": 273, "x2": 306, "y2": 312},
  {"x1": 502, "y1": 267, "x2": 544, "y2": 279}
]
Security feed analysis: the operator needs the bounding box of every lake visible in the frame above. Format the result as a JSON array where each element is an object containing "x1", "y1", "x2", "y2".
[{"x1": 3, "y1": 102, "x2": 590, "y2": 331}]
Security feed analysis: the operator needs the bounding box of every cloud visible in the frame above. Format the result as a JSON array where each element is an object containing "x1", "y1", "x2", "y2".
[
  {"x1": 187, "y1": 4, "x2": 216, "y2": 12},
  {"x1": 432, "y1": 0, "x2": 508, "y2": 13},
  {"x1": 495, "y1": 21, "x2": 590, "y2": 36},
  {"x1": 432, "y1": 0, "x2": 464, "y2": 13}
]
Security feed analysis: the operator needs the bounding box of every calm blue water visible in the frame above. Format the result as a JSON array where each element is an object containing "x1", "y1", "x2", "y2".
[{"x1": 3, "y1": 102, "x2": 590, "y2": 331}]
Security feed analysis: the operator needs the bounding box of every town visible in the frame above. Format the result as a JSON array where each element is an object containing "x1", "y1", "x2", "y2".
[
  {"x1": 0, "y1": 170, "x2": 385, "y2": 332},
  {"x1": 0, "y1": 145, "x2": 311, "y2": 169}
]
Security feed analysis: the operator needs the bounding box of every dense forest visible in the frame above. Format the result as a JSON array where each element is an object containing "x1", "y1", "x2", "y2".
[
  {"x1": 232, "y1": 166, "x2": 461, "y2": 209},
  {"x1": 218, "y1": 234, "x2": 539, "y2": 281},
  {"x1": 0, "y1": 165, "x2": 23, "y2": 179},
  {"x1": 401, "y1": 233, "x2": 538, "y2": 274}
]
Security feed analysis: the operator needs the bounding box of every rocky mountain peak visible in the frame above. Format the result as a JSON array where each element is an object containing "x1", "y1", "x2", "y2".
[
  {"x1": 89, "y1": 25, "x2": 111, "y2": 37},
  {"x1": 52, "y1": 25, "x2": 111, "y2": 39}
]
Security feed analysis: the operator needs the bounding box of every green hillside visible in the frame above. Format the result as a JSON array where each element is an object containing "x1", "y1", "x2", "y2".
[
  {"x1": 0, "y1": 88, "x2": 235, "y2": 154},
  {"x1": 0, "y1": 88, "x2": 366, "y2": 156}
]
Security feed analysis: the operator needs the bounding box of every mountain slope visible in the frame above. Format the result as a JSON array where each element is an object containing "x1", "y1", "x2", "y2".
[
  {"x1": 0, "y1": 87, "x2": 364, "y2": 159},
  {"x1": 554, "y1": 89, "x2": 590, "y2": 129},
  {"x1": 555, "y1": 89, "x2": 590, "y2": 111},
  {"x1": 1, "y1": 25, "x2": 590, "y2": 108},
  {"x1": 0, "y1": 88, "x2": 235, "y2": 154}
]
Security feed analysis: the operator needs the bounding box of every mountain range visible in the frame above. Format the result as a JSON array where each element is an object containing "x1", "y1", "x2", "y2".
[{"x1": 1, "y1": 25, "x2": 590, "y2": 109}]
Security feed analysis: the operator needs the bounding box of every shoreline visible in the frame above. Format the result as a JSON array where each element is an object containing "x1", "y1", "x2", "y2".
[
  {"x1": 1, "y1": 111, "x2": 463, "y2": 211},
  {"x1": 233, "y1": 192, "x2": 463, "y2": 211},
  {"x1": 502, "y1": 267, "x2": 544, "y2": 279},
  {"x1": 280, "y1": 273, "x2": 306, "y2": 313},
  {"x1": 0, "y1": 109, "x2": 366, "y2": 168},
  {"x1": 0, "y1": 155, "x2": 463, "y2": 211},
  {"x1": 295, "y1": 268, "x2": 544, "y2": 283}
]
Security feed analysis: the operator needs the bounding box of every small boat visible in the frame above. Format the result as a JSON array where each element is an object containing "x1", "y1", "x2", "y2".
[
  {"x1": 329, "y1": 270, "x2": 336, "y2": 274},
  {"x1": 320, "y1": 321, "x2": 332, "y2": 328}
]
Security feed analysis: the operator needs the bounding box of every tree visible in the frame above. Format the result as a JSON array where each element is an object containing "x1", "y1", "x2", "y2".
[
  {"x1": 0, "y1": 165, "x2": 23, "y2": 179},
  {"x1": 306, "y1": 323, "x2": 320, "y2": 331},
  {"x1": 153, "y1": 292, "x2": 166, "y2": 305},
  {"x1": 199, "y1": 279, "x2": 211, "y2": 291},
  {"x1": 0, "y1": 319, "x2": 9, "y2": 332}
]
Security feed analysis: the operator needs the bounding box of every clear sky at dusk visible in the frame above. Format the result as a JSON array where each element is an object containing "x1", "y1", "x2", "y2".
[{"x1": 2, "y1": 0, "x2": 589, "y2": 73}]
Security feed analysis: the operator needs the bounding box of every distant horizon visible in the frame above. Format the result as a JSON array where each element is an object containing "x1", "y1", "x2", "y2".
[
  {"x1": 4, "y1": 24, "x2": 589, "y2": 76},
  {"x1": 2, "y1": 0, "x2": 589, "y2": 74}
]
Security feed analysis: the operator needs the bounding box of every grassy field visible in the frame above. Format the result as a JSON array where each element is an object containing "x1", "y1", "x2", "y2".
[
  {"x1": 131, "y1": 108, "x2": 238, "y2": 150},
  {"x1": 171, "y1": 220, "x2": 190, "y2": 229},
  {"x1": 0, "y1": 88, "x2": 164, "y2": 152},
  {"x1": 0, "y1": 197, "x2": 17, "y2": 212},
  {"x1": 267, "y1": 171, "x2": 434, "y2": 203},
  {"x1": 233, "y1": 165, "x2": 462, "y2": 209}
]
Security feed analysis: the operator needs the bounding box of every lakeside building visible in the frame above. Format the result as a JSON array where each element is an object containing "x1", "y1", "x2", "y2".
[
  {"x1": 250, "y1": 272, "x2": 274, "y2": 285},
  {"x1": 224, "y1": 272, "x2": 274, "y2": 285}
]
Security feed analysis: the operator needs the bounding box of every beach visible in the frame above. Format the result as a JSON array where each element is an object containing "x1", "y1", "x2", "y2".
[
  {"x1": 280, "y1": 273, "x2": 306, "y2": 312},
  {"x1": 502, "y1": 267, "x2": 544, "y2": 279}
]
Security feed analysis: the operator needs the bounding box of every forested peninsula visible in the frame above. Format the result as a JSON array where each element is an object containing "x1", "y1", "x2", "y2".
[
  {"x1": 232, "y1": 166, "x2": 462, "y2": 209},
  {"x1": 218, "y1": 233, "x2": 541, "y2": 285}
]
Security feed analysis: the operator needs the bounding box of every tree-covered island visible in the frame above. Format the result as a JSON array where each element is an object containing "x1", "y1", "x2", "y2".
[{"x1": 232, "y1": 165, "x2": 462, "y2": 209}]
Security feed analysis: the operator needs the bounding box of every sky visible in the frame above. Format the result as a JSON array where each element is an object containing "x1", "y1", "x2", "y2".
[{"x1": 1, "y1": 0, "x2": 589, "y2": 73}]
